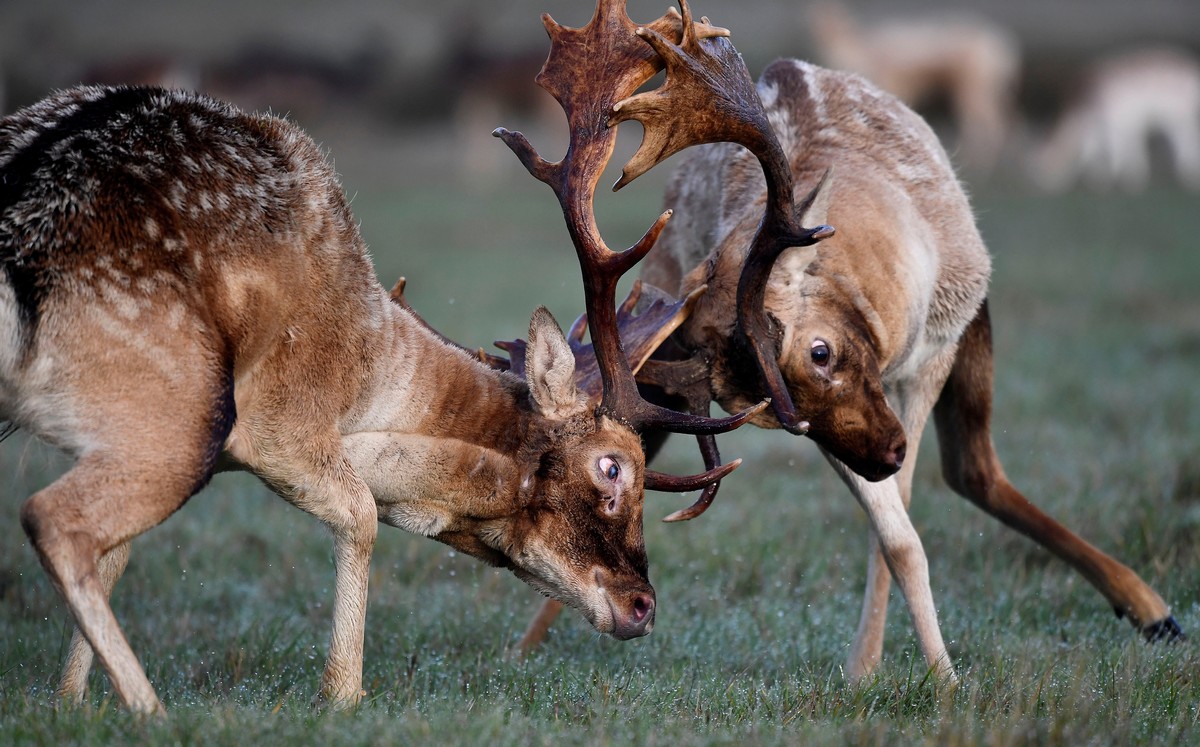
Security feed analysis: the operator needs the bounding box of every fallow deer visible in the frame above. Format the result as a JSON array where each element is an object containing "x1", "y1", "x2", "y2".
[
  {"x1": 807, "y1": 2, "x2": 1020, "y2": 175},
  {"x1": 1030, "y1": 47, "x2": 1200, "y2": 192},
  {"x1": 0, "y1": 75, "x2": 758, "y2": 714},
  {"x1": 513, "y1": 0, "x2": 1183, "y2": 683}
]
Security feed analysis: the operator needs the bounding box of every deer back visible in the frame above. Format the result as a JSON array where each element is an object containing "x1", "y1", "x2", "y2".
[{"x1": 2, "y1": 88, "x2": 380, "y2": 459}]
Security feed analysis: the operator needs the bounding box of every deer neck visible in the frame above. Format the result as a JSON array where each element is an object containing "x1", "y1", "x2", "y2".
[
  {"x1": 339, "y1": 293, "x2": 538, "y2": 545},
  {"x1": 351, "y1": 292, "x2": 533, "y2": 452}
]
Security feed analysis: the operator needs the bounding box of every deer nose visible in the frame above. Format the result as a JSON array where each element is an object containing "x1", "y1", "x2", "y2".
[
  {"x1": 886, "y1": 437, "x2": 907, "y2": 471},
  {"x1": 611, "y1": 591, "x2": 656, "y2": 640}
]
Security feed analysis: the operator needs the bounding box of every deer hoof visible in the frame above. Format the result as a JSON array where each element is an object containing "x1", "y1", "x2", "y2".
[{"x1": 1142, "y1": 616, "x2": 1186, "y2": 643}]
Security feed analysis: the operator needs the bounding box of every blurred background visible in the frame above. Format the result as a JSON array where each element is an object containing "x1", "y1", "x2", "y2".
[
  {"x1": 3, "y1": 0, "x2": 1199, "y2": 190},
  {"x1": 3, "y1": 0, "x2": 1197, "y2": 338}
]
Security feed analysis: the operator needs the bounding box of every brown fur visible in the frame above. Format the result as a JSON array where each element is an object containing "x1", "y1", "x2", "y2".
[
  {"x1": 522, "y1": 59, "x2": 1180, "y2": 678},
  {"x1": 1, "y1": 85, "x2": 659, "y2": 714}
]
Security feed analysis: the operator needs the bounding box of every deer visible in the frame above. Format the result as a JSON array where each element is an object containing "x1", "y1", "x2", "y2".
[
  {"x1": 0, "y1": 71, "x2": 762, "y2": 714},
  {"x1": 806, "y1": 2, "x2": 1020, "y2": 176},
  {"x1": 510, "y1": 0, "x2": 1184, "y2": 683},
  {"x1": 1029, "y1": 47, "x2": 1200, "y2": 193}
]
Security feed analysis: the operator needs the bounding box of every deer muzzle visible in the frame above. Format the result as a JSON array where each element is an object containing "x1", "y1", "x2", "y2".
[{"x1": 595, "y1": 568, "x2": 656, "y2": 639}]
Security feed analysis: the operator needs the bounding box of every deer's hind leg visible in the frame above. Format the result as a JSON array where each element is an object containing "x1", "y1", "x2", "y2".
[
  {"x1": 933, "y1": 300, "x2": 1181, "y2": 640},
  {"x1": 57, "y1": 540, "x2": 131, "y2": 705},
  {"x1": 19, "y1": 354, "x2": 235, "y2": 714}
]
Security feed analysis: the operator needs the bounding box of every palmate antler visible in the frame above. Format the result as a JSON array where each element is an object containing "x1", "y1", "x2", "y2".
[
  {"x1": 496, "y1": 0, "x2": 833, "y2": 520},
  {"x1": 494, "y1": 0, "x2": 766, "y2": 501},
  {"x1": 608, "y1": 1, "x2": 836, "y2": 437}
]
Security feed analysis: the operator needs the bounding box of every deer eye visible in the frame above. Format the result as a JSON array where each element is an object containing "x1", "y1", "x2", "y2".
[
  {"x1": 598, "y1": 456, "x2": 620, "y2": 482},
  {"x1": 811, "y1": 340, "x2": 831, "y2": 367}
]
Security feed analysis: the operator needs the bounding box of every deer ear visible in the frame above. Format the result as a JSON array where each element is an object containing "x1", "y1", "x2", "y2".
[
  {"x1": 526, "y1": 307, "x2": 585, "y2": 419},
  {"x1": 798, "y1": 167, "x2": 834, "y2": 227},
  {"x1": 774, "y1": 168, "x2": 835, "y2": 281}
]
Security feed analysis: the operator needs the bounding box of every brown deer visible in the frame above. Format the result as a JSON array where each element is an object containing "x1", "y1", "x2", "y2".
[
  {"x1": 0, "y1": 77, "x2": 758, "y2": 714},
  {"x1": 1030, "y1": 47, "x2": 1200, "y2": 192},
  {"x1": 806, "y1": 2, "x2": 1020, "y2": 175},
  {"x1": 513, "y1": 0, "x2": 1183, "y2": 682}
]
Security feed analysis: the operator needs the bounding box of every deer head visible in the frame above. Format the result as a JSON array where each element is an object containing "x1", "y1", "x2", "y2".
[
  {"x1": 437, "y1": 307, "x2": 659, "y2": 639},
  {"x1": 492, "y1": 0, "x2": 770, "y2": 522},
  {"x1": 388, "y1": 267, "x2": 744, "y2": 636},
  {"x1": 570, "y1": 0, "x2": 904, "y2": 484}
]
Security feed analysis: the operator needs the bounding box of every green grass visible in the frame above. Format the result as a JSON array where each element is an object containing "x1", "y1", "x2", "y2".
[{"x1": 3, "y1": 157, "x2": 1200, "y2": 745}]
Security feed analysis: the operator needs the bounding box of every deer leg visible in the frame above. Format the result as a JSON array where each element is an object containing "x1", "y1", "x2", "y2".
[
  {"x1": 319, "y1": 493, "x2": 376, "y2": 708},
  {"x1": 253, "y1": 432, "x2": 378, "y2": 708},
  {"x1": 15, "y1": 316, "x2": 237, "y2": 715},
  {"x1": 846, "y1": 443, "x2": 932, "y2": 680},
  {"x1": 846, "y1": 530, "x2": 892, "y2": 681},
  {"x1": 1163, "y1": 113, "x2": 1200, "y2": 190},
  {"x1": 934, "y1": 301, "x2": 1181, "y2": 640},
  {"x1": 518, "y1": 599, "x2": 565, "y2": 655},
  {"x1": 827, "y1": 458, "x2": 957, "y2": 685},
  {"x1": 845, "y1": 348, "x2": 953, "y2": 681},
  {"x1": 58, "y1": 540, "x2": 131, "y2": 705},
  {"x1": 20, "y1": 442, "x2": 217, "y2": 716}
]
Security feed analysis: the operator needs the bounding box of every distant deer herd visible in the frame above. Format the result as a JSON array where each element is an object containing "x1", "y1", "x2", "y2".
[{"x1": 0, "y1": 0, "x2": 1187, "y2": 715}]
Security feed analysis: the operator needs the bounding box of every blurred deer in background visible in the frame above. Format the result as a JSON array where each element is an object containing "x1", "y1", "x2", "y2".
[
  {"x1": 0, "y1": 78, "x2": 758, "y2": 713},
  {"x1": 1030, "y1": 47, "x2": 1200, "y2": 192},
  {"x1": 807, "y1": 2, "x2": 1020, "y2": 175},
  {"x1": 514, "y1": 0, "x2": 1183, "y2": 682}
]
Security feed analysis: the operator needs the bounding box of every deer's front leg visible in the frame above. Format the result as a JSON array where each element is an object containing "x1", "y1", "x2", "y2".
[
  {"x1": 846, "y1": 530, "x2": 893, "y2": 682},
  {"x1": 342, "y1": 432, "x2": 520, "y2": 533},
  {"x1": 257, "y1": 434, "x2": 379, "y2": 708},
  {"x1": 827, "y1": 456, "x2": 957, "y2": 685},
  {"x1": 321, "y1": 504, "x2": 377, "y2": 708}
]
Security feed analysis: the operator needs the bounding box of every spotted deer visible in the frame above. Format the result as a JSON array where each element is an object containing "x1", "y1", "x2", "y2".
[
  {"x1": 0, "y1": 78, "x2": 758, "y2": 714},
  {"x1": 514, "y1": 0, "x2": 1183, "y2": 682}
]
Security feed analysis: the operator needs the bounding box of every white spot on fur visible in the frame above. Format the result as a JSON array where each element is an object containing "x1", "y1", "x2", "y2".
[{"x1": 86, "y1": 308, "x2": 184, "y2": 384}]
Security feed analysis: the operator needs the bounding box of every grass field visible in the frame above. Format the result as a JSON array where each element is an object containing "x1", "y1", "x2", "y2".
[{"x1": 2, "y1": 120, "x2": 1199, "y2": 745}]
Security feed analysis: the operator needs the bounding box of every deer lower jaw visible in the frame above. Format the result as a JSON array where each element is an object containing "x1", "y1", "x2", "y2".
[{"x1": 511, "y1": 563, "x2": 653, "y2": 638}]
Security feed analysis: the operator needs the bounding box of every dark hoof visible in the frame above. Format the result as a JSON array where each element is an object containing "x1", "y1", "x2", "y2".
[{"x1": 1142, "y1": 616, "x2": 1186, "y2": 643}]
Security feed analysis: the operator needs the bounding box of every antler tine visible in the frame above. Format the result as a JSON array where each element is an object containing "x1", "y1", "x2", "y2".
[
  {"x1": 648, "y1": 457, "x2": 738, "y2": 497},
  {"x1": 611, "y1": 1, "x2": 836, "y2": 434},
  {"x1": 656, "y1": 455, "x2": 734, "y2": 522},
  {"x1": 638, "y1": 357, "x2": 738, "y2": 522},
  {"x1": 494, "y1": 0, "x2": 757, "y2": 437}
]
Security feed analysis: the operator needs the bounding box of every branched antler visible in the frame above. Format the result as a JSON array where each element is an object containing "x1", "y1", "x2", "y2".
[
  {"x1": 609, "y1": 1, "x2": 836, "y2": 436},
  {"x1": 496, "y1": 0, "x2": 836, "y2": 516},
  {"x1": 494, "y1": 0, "x2": 757, "y2": 437}
]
